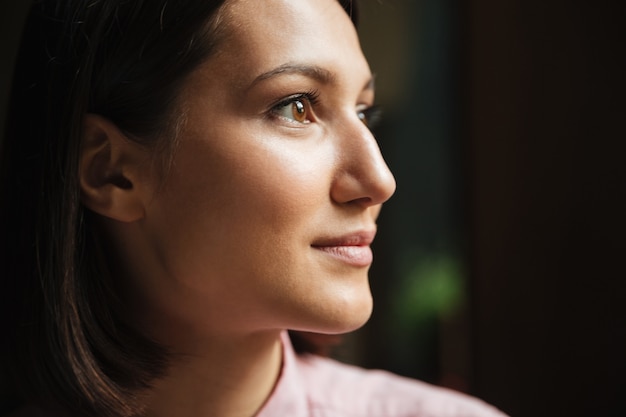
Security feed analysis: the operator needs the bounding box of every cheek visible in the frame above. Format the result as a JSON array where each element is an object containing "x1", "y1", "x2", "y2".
[
  {"x1": 206, "y1": 135, "x2": 335, "y2": 225},
  {"x1": 147, "y1": 131, "x2": 333, "y2": 276}
]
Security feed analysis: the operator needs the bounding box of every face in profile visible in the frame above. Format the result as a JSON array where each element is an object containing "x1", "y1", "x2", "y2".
[{"x1": 112, "y1": 0, "x2": 396, "y2": 347}]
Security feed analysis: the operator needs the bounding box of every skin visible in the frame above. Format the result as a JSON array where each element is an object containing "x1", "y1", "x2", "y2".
[{"x1": 82, "y1": 0, "x2": 395, "y2": 415}]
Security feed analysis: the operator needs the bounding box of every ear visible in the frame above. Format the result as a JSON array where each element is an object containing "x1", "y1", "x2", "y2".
[{"x1": 79, "y1": 114, "x2": 152, "y2": 222}]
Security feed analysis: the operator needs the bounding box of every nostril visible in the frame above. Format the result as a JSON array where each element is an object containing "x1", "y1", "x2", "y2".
[{"x1": 350, "y1": 196, "x2": 373, "y2": 206}]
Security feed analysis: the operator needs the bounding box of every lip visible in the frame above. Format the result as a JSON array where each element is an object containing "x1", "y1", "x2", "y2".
[{"x1": 311, "y1": 230, "x2": 376, "y2": 267}]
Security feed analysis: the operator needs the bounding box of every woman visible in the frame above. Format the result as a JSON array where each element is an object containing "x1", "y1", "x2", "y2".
[{"x1": 0, "y1": 1, "x2": 507, "y2": 416}]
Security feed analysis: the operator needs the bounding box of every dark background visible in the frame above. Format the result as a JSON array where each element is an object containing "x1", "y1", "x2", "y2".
[
  {"x1": 356, "y1": 1, "x2": 626, "y2": 416},
  {"x1": 2, "y1": 1, "x2": 625, "y2": 416}
]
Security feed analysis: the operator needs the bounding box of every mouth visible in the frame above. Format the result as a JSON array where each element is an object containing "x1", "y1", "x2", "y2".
[{"x1": 311, "y1": 230, "x2": 376, "y2": 267}]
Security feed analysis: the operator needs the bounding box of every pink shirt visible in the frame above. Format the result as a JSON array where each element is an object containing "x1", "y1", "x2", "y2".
[
  {"x1": 6, "y1": 333, "x2": 508, "y2": 417},
  {"x1": 256, "y1": 332, "x2": 508, "y2": 417}
]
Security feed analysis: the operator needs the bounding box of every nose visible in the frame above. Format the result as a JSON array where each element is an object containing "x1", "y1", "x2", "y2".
[{"x1": 330, "y1": 118, "x2": 396, "y2": 207}]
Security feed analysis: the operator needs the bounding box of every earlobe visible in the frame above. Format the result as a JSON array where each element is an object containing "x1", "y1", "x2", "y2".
[{"x1": 79, "y1": 114, "x2": 150, "y2": 222}]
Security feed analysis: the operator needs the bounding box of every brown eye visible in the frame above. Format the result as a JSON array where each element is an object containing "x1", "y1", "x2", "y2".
[
  {"x1": 275, "y1": 98, "x2": 310, "y2": 123},
  {"x1": 271, "y1": 91, "x2": 320, "y2": 125},
  {"x1": 291, "y1": 100, "x2": 307, "y2": 123}
]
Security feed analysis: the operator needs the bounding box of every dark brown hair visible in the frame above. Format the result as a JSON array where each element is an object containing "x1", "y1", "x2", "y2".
[
  {"x1": 1, "y1": 1, "x2": 230, "y2": 415},
  {"x1": 0, "y1": 1, "x2": 357, "y2": 416}
]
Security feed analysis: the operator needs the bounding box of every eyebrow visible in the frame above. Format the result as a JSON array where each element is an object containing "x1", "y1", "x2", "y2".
[{"x1": 248, "y1": 63, "x2": 375, "y2": 92}]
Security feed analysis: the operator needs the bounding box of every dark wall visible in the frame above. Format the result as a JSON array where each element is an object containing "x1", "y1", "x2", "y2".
[
  {"x1": 465, "y1": 1, "x2": 626, "y2": 415},
  {"x1": 0, "y1": 2, "x2": 31, "y2": 137}
]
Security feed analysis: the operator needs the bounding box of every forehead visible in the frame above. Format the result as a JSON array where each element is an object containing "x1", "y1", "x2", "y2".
[{"x1": 204, "y1": 0, "x2": 370, "y2": 89}]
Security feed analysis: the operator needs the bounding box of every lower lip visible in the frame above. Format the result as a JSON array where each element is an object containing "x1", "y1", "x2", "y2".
[{"x1": 313, "y1": 245, "x2": 373, "y2": 267}]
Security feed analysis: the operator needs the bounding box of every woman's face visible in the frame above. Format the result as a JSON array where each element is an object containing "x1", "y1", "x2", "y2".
[{"x1": 121, "y1": 0, "x2": 395, "y2": 342}]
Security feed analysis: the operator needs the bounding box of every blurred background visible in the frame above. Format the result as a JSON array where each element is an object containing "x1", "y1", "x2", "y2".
[
  {"x1": 2, "y1": 1, "x2": 625, "y2": 416},
  {"x1": 348, "y1": 1, "x2": 625, "y2": 416}
]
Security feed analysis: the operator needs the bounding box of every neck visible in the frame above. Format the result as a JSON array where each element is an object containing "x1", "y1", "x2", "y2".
[{"x1": 141, "y1": 330, "x2": 283, "y2": 417}]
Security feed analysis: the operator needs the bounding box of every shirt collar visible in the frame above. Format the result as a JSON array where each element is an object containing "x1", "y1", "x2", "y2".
[{"x1": 255, "y1": 331, "x2": 308, "y2": 417}]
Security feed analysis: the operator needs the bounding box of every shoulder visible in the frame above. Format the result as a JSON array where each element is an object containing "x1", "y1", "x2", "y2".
[{"x1": 296, "y1": 354, "x2": 508, "y2": 417}]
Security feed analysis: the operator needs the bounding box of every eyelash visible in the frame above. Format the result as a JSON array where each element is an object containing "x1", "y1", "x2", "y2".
[
  {"x1": 270, "y1": 90, "x2": 320, "y2": 122},
  {"x1": 268, "y1": 90, "x2": 382, "y2": 129}
]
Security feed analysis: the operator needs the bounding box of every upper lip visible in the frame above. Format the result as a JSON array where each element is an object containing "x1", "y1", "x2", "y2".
[{"x1": 311, "y1": 229, "x2": 377, "y2": 247}]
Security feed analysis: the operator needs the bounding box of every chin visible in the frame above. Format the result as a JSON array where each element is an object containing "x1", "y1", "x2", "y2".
[{"x1": 296, "y1": 291, "x2": 374, "y2": 335}]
